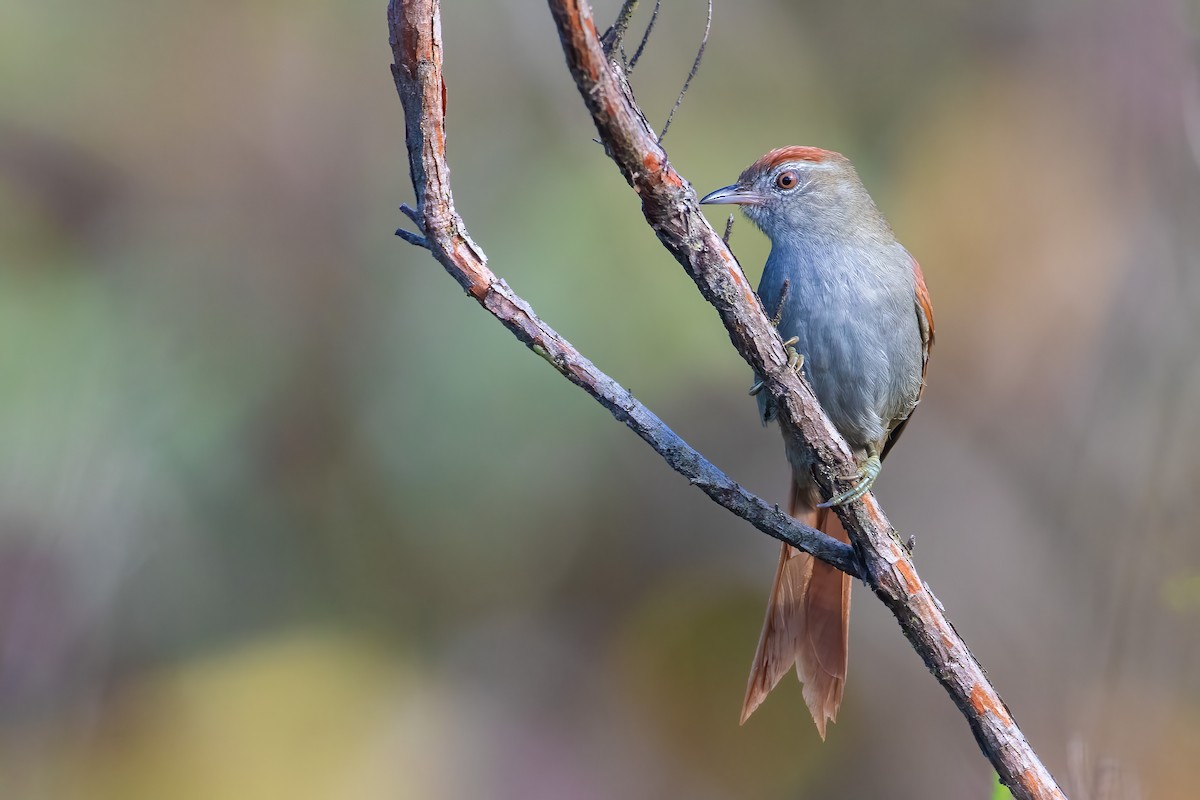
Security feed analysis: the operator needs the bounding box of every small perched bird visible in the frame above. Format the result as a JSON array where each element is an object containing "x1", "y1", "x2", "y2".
[{"x1": 701, "y1": 147, "x2": 934, "y2": 738}]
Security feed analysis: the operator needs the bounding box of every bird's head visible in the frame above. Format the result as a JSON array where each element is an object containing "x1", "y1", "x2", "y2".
[{"x1": 701, "y1": 146, "x2": 879, "y2": 242}]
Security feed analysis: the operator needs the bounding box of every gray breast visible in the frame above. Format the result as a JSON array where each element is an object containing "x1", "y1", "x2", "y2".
[{"x1": 755, "y1": 239, "x2": 923, "y2": 452}]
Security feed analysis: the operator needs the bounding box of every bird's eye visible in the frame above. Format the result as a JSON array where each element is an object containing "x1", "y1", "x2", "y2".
[{"x1": 775, "y1": 170, "x2": 800, "y2": 190}]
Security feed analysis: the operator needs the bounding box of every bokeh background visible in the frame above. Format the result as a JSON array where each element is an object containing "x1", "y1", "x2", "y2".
[{"x1": 2, "y1": 0, "x2": 1199, "y2": 797}]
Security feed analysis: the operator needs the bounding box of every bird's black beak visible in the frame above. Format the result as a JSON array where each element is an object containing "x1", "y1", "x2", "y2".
[{"x1": 700, "y1": 184, "x2": 767, "y2": 206}]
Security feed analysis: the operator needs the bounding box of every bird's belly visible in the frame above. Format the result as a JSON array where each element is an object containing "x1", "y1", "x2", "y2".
[{"x1": 781, "y1": 300, "x2": 921, "y2": 450}]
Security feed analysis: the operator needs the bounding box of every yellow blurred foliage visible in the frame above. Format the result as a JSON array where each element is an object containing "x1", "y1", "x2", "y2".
[{"x1": 1, "y1": 632, "x2": 434, "y2": 800}]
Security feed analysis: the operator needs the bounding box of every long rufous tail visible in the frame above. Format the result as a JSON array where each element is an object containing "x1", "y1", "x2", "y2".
[{"x1": 740, "y1": 479, "x2": 851, "y2": 739}]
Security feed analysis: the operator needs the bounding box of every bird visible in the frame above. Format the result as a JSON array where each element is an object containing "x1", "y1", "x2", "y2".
[{"x1": 701, "y1": 146, "x2": 934, "y2": 738}]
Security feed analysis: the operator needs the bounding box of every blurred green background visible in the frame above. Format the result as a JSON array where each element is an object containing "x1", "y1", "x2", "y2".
[{"x1": 2, "y1": 0, "x2": 1199, "y2": 797}]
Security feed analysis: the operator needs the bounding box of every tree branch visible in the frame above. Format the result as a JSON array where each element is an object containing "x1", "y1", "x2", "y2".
[
  {"x1": 546, "y1": 2, "x2": 1065, "y2": 797},
  {"x1": 601, "y1": 0, "x2": 639, "y2": 57},
  {"x1": 388, "y1": 1, "x2": 1065, "y2": 797},
  {"x1": 386, "y1": 0, "x2": 859, "y2": 577}
]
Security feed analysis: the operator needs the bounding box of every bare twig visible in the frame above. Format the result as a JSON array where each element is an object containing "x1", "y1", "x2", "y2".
[
  {"x1": 395, "y1": 204, "x2": 429, "y2": 247},
  {"x1": 601, "y1": 0, "x2": 639, "y2": 57},
  {"x1": 394, "y1": 228, "x2": 429, "y2": 248},
  {"x1": 627, "y1": 0, "x2": 660, "y2": 73},
  {"x1": 386, "y1": 0, "x2": 859, "y2": 579},
  {"x1": 545, "y1": 1, "x2": 1065, "y2": 798},
  {"x1": 399, "y1": 202, "x2": 423, "y2": 228},
  {"x1": 722, "y1": 212, "x2": 734, "y2": 245},
  {"x1": 659, "y1": 0, "x2": 711, "y2": 142},
  {"x1": 769, "y1": 279, "x2": 790, "y2": 326}
]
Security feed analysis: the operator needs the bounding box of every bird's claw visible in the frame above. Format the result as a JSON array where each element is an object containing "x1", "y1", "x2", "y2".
[
  {"x1": 818, "y1": 452, "x2": 882, "y2": 508},
  {"x1": 748, "y1": 337, "x2": 804, "y2": 396},
  {"x1": 784, "y1": 338, "x2": 804, "y2": 374}
]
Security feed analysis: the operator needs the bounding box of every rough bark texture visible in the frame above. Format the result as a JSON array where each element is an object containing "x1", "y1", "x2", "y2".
[{"x1": 388, "y1": 1, "x2": 1065, "y2": 797}]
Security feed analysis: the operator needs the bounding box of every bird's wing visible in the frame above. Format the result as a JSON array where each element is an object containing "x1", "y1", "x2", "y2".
[{"x1": 880, "y1": 255, "x2": 934, "y2": 460}]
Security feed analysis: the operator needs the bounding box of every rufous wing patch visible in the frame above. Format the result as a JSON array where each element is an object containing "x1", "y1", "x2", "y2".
[
  {"x1": 881, "y1": 255, "x2": 935, "y2": 460},
  {"x1": 913, "y1": 255, "x2": 935, "y2": 382}
]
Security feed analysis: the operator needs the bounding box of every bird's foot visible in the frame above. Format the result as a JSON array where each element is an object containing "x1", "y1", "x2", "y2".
[
  {"x1": 818, "y1": 450, "x2": 881, "y2": 508},
  {"x1": 748, "y1": 337, "x2": 804, "y2": 396},
  {"x1": 781, "y1": 336, "x2": 804, "y2": 373}
]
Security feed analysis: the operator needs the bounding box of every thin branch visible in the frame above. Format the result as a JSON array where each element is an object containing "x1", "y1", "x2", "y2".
[
  {"x1": 769, "y1": 279, "x2": 790, "y2": 326},
  {"x1": 601, "y1": 0, "x2": 639, "y2": 57},
  {"x1": 659, "y1": 0, "x2": 711, "y2": 142},
  {"x1": 394, "y1": 227, "x2": 429, "y2": 248},
  {"x1": 386, "y1": 0, "x2": 860, "y2": 579},
  {"x1": 399, "y1": 202, "x2": 423, "y2": 228},
  {"x1": 627, "y1": 0, "x2": 660, "y2": 73},
  {"x1": 395, "y1": 202, "x2": 429, "y2": 246},
  {"x1": 544, "y1": 1, "x2": 1065, "y2": 798}
]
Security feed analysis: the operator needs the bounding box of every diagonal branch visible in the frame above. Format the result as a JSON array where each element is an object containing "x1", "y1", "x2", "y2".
[
  {"x1": 386, "y1": 0, "x2": 859, "y2": 577},
  {"x1": 388, "y1": 1, "x2": 1064, "y2": 798},
  {"x1": 546, "y1": 1, "x2": 1065, "y2": 798}
]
